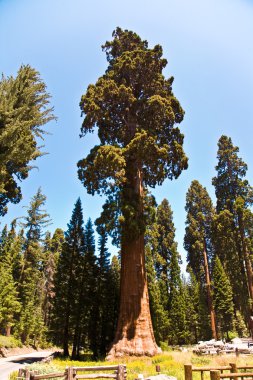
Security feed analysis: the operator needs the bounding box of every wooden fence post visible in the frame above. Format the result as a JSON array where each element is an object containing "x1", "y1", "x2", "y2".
[
  {"x1": 210, "y1": 370, "x2": 220, "y2": 380},
  {"x1": 230, "y1": 363, "x2": 238, "y2": 373},
  {"x1": 67, "y1": 367, "x2": 73, "y2": 380},
  {"x1": 184, "y1": 364, "x2": 193, "y2": 380},
  {"x1": 117, "y1": 365, "x2": 125, "y2": 380},
  {"x1": 24, "y1": 369, "x2": 30, "y2": 380}
]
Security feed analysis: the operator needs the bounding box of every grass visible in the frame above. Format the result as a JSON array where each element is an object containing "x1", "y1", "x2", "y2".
[
  {"x1": 50, "y1": 351, "x2": 253, "y2": 380},
  {"x1": 0, "y1": 335, "x2": 22, "y2": 349},
  {"x1": 8, "y1": 351, "x2": 253, "y2": 380}
]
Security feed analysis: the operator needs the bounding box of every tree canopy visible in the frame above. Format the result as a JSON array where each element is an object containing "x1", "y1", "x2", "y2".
[{"x1": 0, "y1": 65, "x2": 55, "y2": 216}]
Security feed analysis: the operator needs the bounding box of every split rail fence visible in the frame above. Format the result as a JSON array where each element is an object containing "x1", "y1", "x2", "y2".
[
  {"x1": 185, "y1": 364, "x2": 253, "y2": 380},
  {"x1": 17, "y1": 365, "x2": 127, "y2": 380}
]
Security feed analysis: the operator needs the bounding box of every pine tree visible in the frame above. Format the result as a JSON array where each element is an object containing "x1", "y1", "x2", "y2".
[
  {"x1": 212, "y1": 256, "x2": 234, "y2": 339},
  {"x1": 184, "y1": 180, "x2": 217, "y2": 339},
  {"x1": 0, "y1": 225, "x2": 21, "y2": 336},
  {"x1": 17, "y1": 188, "x2": 50, "y2": 345},
  {"x1": 167, "y1": 248, "x2": 188, "y2": 344},
  {"x1": 45, "y1": 229, "x2": 64, "y2": 337},
  {"x1": 96, "y1": 225, "x2": 114, "y2": 357},
  {"x1": 146, "y1": 238, "x2": 169, "y2": 345},
  {"x1": 108, "y1": 255, "x2": 120, "y2": 342},
  {"x1": 185, "y1": 269, "x2": 201, "y2": 343},
  {"x1": 53, "y1": 198, "x2": 85, "y2": 356},
  {"x1": 155, "y1": 199, "x2": 178, "y2": 311},
  {"x1": 0, "y1": 65, "x2": 55, "y2": 216},
  {"x1": 84, "y1": 218, "x2": 99, "y2": 359},
  {"x1": 77, "y1": 27, "x2": 188, "y2": 358},
  {"x1": 212, "y1": 136, "x2": 253, "y2": 320},
  {"x1": 212, "y1": 210, "x2": 247, "y2": 315}
]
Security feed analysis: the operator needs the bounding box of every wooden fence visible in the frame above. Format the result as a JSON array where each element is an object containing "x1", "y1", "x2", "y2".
[
  {"x1": 17, "y1": 365, "x2": 127, "y2": 380},
  {"x1": 184, "y1": 364, "x2": 253, "y2": 380}
]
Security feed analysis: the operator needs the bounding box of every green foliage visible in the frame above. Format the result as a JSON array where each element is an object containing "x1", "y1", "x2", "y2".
[
  {"x1": 0, "y1": 65, "x2": 55, "y2": 216},
  {"x1": 0, "y1": 335, "x2": 22, "y2": 348},
  {"x1": 16, "y1": 189, "x2": 50, "y2": 345},
  {"x1": 52, "y1": 198, "x2": 86, "y2": 356},
  {"x1": 212, "y1": 135, "x2": 253, "y2": 320},
  {"x1": 0, "y1": 224, "x2": 21, "y2": 334},
  {"x1": 8, "y1": 371, "x2": 18, "y2": 380},
  {"x1": 212, "y1": 136, "x2": 253, "y2": 213},
  {"x1": 94, "y1": 226, "x2": 119, "y2": 357},
  {"x1": 184, "y1": 180, "x2": 214, "y2": 283},
  {"x1": 78, "y1": 27, "x2": 188, "y2": 242},
  {"x1": 234, "y1": 310, "x2": 248, "y2": 337},
  {"x1": 212, "y1": 256, "x2": 234, "y2": 338}
]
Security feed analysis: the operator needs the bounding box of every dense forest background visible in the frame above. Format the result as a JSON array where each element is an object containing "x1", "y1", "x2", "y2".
[{"x1": 0, "y1": 132, "x2": 252, "y2": 358}]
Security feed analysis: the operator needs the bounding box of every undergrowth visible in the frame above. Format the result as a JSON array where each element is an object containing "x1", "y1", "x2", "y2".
[{"x1": 0, "y1": 335, "x2": 22, "y2": 349}]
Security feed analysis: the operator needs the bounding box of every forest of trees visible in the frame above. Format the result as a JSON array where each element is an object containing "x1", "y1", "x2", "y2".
[
  {"x1": 0, "y1": 133, "x2": 252, "y2": 356},
  {"x1": 0, "y1": 28, "x2": 253, "y2": 359}
]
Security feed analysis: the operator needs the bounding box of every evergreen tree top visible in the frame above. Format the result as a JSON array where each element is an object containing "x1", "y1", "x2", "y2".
[
  {"x1": 22, "y1": 188, "x2": 51, "y2": 242},
  {"x1": 212, "y1": 135, "x2": 253, "y2": 212},
  {"x1": 78, "y1": 27, "x2": 188, "y2": 197},
  {"x1": 0, "y1": 65, "x2": 56, "y2": 216}
]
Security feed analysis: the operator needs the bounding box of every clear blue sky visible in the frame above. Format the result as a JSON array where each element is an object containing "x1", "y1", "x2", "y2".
[{"x1": 1, "y1": 0, "x2": 253, "y2": 264}]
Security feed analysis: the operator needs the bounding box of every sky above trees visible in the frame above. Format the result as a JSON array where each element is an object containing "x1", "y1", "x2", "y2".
[{"x1": 0, "y1": 0, "x2": 253, "y2": 264}]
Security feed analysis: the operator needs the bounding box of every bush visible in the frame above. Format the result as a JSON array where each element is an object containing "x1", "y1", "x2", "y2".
[
  {"x1": 8, "y1": 371, "x2": 18, "y2": 380},
  {"x1": 0, "y1": 335, "x2": 22, "y2": 348}
]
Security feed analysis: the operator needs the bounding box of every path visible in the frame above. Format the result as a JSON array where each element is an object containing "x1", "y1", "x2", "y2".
[{"x1": 0, "y1": 351, "x2": 53, "y2": 380}]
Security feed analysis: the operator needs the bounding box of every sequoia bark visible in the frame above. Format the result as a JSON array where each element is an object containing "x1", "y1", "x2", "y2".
[{"x1": 106, "y1": 167, "x2": 161, "y2": 359}]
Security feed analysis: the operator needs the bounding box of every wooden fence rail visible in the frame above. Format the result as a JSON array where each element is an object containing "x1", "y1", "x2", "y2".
[
  {"x1": 17, "y1": 365, "x2": 126, "y2": 380},
  {"x1": 210, "y1": 370, "x2": 253, "y2": 380},
  {"x1": 184, "y1": 364, "x2": 253, "y2": 380}
]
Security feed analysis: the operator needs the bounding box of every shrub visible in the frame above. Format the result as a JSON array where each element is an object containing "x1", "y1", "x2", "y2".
[{"x1": 0, "y1": 335, "x2": 22, "y2": 348}]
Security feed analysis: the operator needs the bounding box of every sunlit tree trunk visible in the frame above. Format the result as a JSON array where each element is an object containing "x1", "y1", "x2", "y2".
[{"x1": 107, "y1": 168, "x2": 161, "y2": 359}]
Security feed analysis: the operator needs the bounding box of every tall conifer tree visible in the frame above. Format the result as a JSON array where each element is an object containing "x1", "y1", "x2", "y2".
[
  {"x1": 53, "y1": 198, "x2": 85, "y2": 356},
  {"x1": 212, "y1": 256, "x2": 234, "y2": 339},
  {"x1": 77, "y1": 27, "x2": 188, "y2": 357},
  {"x1": 184, "y1": 180, "x2": 217, "y2": 339},
  {"x1": 0, "y1": 65, "x2": 55, "y2": 216},
  {"x1": 212, "y1": 136, "x2": 253, "y2": 321},
  {"x1": 17, "y1": 188, "x2": 50, "y2": 344}
]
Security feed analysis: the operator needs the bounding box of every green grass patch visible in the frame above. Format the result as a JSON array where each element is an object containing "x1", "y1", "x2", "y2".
[
  {"x1": 51, "y1": 353, "x2": 184, "y2": 380},
  {"x1": 9, "y1": 350, "x2": 253, "y2": 380},
  {"x1": 0, "y1": 335, "x2": 22, "y2": 349}
]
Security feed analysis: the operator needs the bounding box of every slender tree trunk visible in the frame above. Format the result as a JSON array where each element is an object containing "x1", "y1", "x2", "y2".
[
  {"x1": 106, "y1": 167, "x2": 161, "y2": 359},
  {"x1": 238, "y1": 213, "x2": 253, "y2": 303},
  {"x1": 203, "y1": 242, "x2": 217, "y2": 340},
  {"x1": 5, "y1": 325, "x2": 11, "y2": 337},
  {"x1": 63, "y1": 309, "x2": 70, "y2": 357}
]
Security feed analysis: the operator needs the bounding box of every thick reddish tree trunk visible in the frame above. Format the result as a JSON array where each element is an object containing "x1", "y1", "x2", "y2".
[
  {"x1": 107, "y1": 234, "x2": 161, "y2": 359},
  {"x1": 107, "y1": 167, "x2": 161, "y2": 359}
]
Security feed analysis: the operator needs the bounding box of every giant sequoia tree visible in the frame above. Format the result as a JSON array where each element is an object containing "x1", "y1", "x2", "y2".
[
  {"x1": 78, "y1": 28, "x2": 188, "y2": 358},
  {"x1": 0, "y1": 65, "x2": 55, "y2": 216}
]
